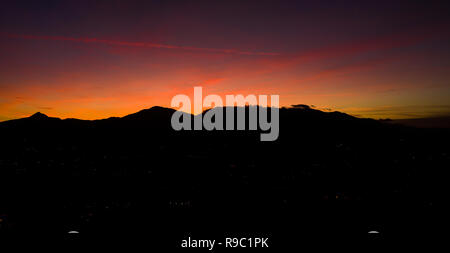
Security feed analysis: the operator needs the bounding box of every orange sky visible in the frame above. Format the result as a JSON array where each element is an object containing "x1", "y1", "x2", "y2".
[{"x1": 1, "y1": 1, "x2": 450, "y2": 121}]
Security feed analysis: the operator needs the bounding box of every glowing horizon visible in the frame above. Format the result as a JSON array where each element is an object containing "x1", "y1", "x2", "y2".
[{"x1": 1, "y1": 1, "x2": 450, "y2": 121}]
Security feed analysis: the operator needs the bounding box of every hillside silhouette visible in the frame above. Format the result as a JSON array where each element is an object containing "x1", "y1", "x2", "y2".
[{"x1": 0, "y1": 105, "x2": 448, "y2": 246}]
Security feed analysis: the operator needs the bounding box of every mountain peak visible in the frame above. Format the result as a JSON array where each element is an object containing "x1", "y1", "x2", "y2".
[
  {"x1": 122, "y1": 106, "x2": 176, "y2": 120},
  {"x1": 30, "y1": 112, "x2": 49, "y2": 119}
]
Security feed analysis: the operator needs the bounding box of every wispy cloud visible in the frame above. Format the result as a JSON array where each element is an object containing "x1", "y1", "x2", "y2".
[
  {"x1": 342, "y1": 105, "x2": 450, "y2": 119},
  {"x1": 4, "y1": 33, "x2": 280, "y2": 56},
  {"x1": 253, "y1": 26, "x2": 446, "y2": 75},
  {"x1": 294, "y1": 56, "x2": 396, "y2": 85}
]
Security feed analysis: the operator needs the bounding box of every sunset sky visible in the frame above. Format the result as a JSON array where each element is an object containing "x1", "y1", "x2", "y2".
[{"x1": 1, "y1": 0, "x2": 450, "y2": 121}]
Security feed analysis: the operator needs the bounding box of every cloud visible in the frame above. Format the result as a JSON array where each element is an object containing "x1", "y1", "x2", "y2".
[
  {"x1": 3, "y1": 33, "x2": 280, "y2": 56},
  {"x1": 294, "y1": 56, "x2": 396, "y2": 85},
  {"x1": 252, "y1": 26, "x2": 446, "y2": 76},
  {"x1": 342, "y1": 105, "x2": 450, "y2": 119}
]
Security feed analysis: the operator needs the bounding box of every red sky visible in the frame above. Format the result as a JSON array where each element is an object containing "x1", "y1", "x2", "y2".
[{"x1": 1, "y1": 0, "x2": 450, "y2": 120}]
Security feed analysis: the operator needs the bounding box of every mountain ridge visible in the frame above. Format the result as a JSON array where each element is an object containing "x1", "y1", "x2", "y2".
[{"x1": 0, "y1": 105, "x2": 358, "y2": 123}]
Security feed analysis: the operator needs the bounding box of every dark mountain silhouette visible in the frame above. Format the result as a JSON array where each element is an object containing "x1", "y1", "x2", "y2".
[
  {"x1": 29, "y1": 112, "x2": 50, "y2": 119},
  {"x1": 0, "y1": 104, "x2": 370, "y2": 128},
  {"x1": 3, "y1": 111, "x2": 61, "y2": 124},
  {"x1": 121, "y1": 106, "x2": 176, "y2": 120},
  {"x1": 1, "y1": 106, "x2": 174, "y2": 124},
  {"x1": 0, "y1": 105, "x2": 447, "y2": 246}
]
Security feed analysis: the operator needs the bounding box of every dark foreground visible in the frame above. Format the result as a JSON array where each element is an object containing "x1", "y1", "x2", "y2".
[{"x1": 0, "y1": 106, "x2": 448, "y2": 249}]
